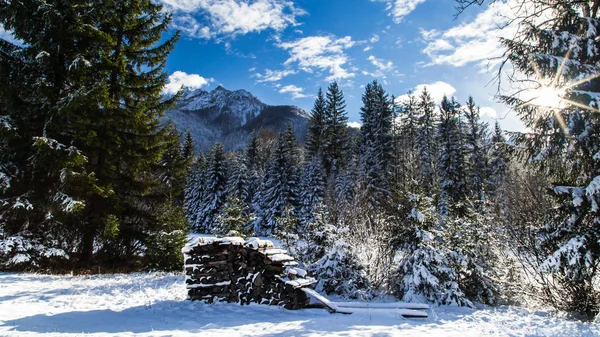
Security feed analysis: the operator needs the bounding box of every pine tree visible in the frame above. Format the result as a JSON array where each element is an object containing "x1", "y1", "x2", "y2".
[
  {"x1": 415, "y1": 88, "x2": 439, "y2": 195},
  {"x1": 358, "y1": 81, "x2": 393, "y2": 208},
  {"x1": 306, "y1": 88, "x2": 326, "y2": 159},
  {"x1": 496, "y1": 0, "x2": 600, "y2": 319},
  {"x1": 298, "y1": 157, "x2": 327, "y2": 227},
  {"x1": 213, "y1": 193, "x2": 254, "y2": 237},
  {"x1": 225, "y1": 152, "x2": 250, "y2": 204},
  {"x1": 437, "y1": 95, "x2": 467, "y2": 217},
  {"x1": 486, "y1": 122, "x2": 508, "y2": 197},
  {"x1": 0, "y1": 0, "x2": 102, "y2": 258},
  {"x1": 1, "y1": 0, "x2": 185, "y2": 265},
  {"x1": 309, "y1": 220, "x2": 372, "y2": 300},
  {"x1": 198, "y1": 143, "x2": 228, "y2": 232},
  {"x1": 464, "y1": 97, "x2": 488, "y2": 201},
  {"x1": 396, "y1": 93, "x2": 421, "y2": 190},
  {"x1": 182, "y1": 130, "x2": 195, "y2": 163},
  {"x1": 397, "y1": 193, "x2": 470, "y2": 306},
  {"x1": 323, "y1": 82, "x2": 349, "y2": 175},
  {"x1": 254, "y1": 131, "x2": 299, "y2": 236},
  {"x1": 184, "y1": 153, "x2": 206, "y2": 228}
]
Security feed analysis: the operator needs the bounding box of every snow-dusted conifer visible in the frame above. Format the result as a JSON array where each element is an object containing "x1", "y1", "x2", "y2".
[
  {"x1": 323, "y1": 82, "x2": 350, "y2": 175},
  {"x1": 197, "y1": 143, "x2": 228, "y2": 232},
  {"x1": 437, "y1": 95, "x2": 467, "y2": 217},
  {"x1": 298, "y1": 158, "x2": 327, "y2": 227},
  {"x1": 358, "y1": 81, "x2": 393, "y2": 208},
  {"x1": 463, "y1": 97, "x2": 488, "y2": 201},
  {"x1": 497, "y1": 0, "x2": 600, "y2": 319},
  {"x1": 306, "y1": 88, "x2": 326, "y2": 159},
  {"x1": 398, "y1": 193, "x2": 470, "y2": 306},
  {"x1": 415, "y1": 88, "x2": 439, "y2": 194}
]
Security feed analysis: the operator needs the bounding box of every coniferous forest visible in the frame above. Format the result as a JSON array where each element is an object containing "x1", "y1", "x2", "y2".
[{"x1": 1, "y1": 0, "x2": 599, "y2": 322}]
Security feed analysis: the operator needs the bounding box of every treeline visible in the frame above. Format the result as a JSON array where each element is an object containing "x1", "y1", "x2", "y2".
[
  {"x1": 185, "y1": 80, "x2": 510, "y2": 305},
  {"x1": 0, "y1": 0, "x2": 191, "y2": 271}
]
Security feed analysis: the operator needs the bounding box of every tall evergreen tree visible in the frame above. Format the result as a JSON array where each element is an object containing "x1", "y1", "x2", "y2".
[
  {"x1": 496, "y1": 0, "x2": 600, "y2": 319},
  {"x1": 415, "y1": 88, "x2": 439, "y2": 195},
  {"x1": 437, "y1": 95, "x2": 467, "y2": 217},
  {"x1": 184, "y1": 152, "x2": 206, "y2": 228},
  {"x1": 197, "y1": 143, "x2": 228, "y2": 232},
  {"x1": 306, "y1": 88, "x2": 326, "y2": 159},
  {"x1": 358, "y1": 81, "x2": 393, "y2": 208},
  {"x1": 254, "y1": 131, "x2": 299, "y2": 235},
  {"x1": 464, "y1": 97, "x2": 488, "y2": 201},
  {"x1": 323, "y1": 82, "x2": 349, "y2": 175},
  {"x1": 0, "y1": 0, "x2": 185, "y2": 264}
]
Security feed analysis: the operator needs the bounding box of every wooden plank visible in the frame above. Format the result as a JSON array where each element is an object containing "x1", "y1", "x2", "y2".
[
  {"x1": 331, "y1": 301, "x2": 429, "y2": 310},
  {"x1": 301, "y1": 288, "x2": 353, "y2": 314}
]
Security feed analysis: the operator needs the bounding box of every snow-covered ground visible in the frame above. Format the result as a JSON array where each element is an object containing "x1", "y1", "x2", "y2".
[{"x1": 0, "y1": 273, "x2": 597, "y2": 336}]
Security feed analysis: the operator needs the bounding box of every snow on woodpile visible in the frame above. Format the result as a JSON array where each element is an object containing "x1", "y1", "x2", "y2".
[{"x1": 183, "y1": 237, "x2": 316, "y2": 310}]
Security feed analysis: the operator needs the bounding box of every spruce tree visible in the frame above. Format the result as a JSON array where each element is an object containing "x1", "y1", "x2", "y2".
[
  {"x1": 464, "y1": 97, "x2": 488, "y2": 201},
  {"x1": 254, "y1": 131, "x2": 299, "y2": 235},
  {"x1": 184, "y1": 152, "x2": 206, "y2": 228},
  {"x1": 496, "y1": 1, "x2": 600, "y2": 319},
  {"x1": 415, "y1": 88, "x2": 439, "y2": 195},
  {"x1": 437, "y1": 95, "x2": 467, "y2": 217},
  {"x1": 298, "y1": 157, "x2": 327, "y2": 227},
  {"x1": 358, "y1": 81, "x2": 393, "y2": 208},
  {"x1": 323, "y1": 82, "x2": 349, "y2": 175},
  {"x1": 198, "y1": 143, "x2": 228, "y2": 232},
  {"x1": 306, "y1": 88, "x2": 326, "y2": 159}
]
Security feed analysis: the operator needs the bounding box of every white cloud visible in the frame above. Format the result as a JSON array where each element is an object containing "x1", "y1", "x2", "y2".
[
  {"x1": 363, "y1": 46, "x2": 373, "y2": 52},
  {"x1": 397, "y1": 81, "x2": 457, "y2": 104},
  {"x1": 279, "y1": 85, "x2": 308, "y2": 99},
  {"x1": 370, "y1": 34, "x2": 380, "y2": 43},
  {"x1": 420, "y1": 0, "x2": 523, "y2": 70},
  {"x1": 278, "y1": 35, "x2": 356, "y2": 81},
  {"x1": 479, "y1": 106, "x2": 498, "y2": 118},
  {"x1": 163, "y1": 71, "x2": 213, "y2": 94},
  {"x1": 161, "y1": 0, "x2": 305, "y2": 39},
  {"x1": 347, "y1": 122, "x2": 362, "y2": 129},
  {"x1": 373, "y1": 0, "x2": 427, "y2": 23},
  {"x1": 253, "y1": 69, "x2": 296, "y2": 83},
  {"x1": 363, "y1": 55, "x2": 398, "y2": 78}
]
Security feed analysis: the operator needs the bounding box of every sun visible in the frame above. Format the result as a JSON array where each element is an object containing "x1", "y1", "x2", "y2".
[{"x1": 529, "y1": 86, "x2": 566, "y2": 109}]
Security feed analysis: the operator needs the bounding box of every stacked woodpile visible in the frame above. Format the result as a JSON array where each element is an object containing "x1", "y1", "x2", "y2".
[{"x1": 183, "y1": 237, "x2": 316, "y2": 310}]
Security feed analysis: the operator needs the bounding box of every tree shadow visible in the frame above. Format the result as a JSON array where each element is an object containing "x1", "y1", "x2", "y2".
[{"x1": 0, "y1": 300, "x2": 427, "y2": 336}]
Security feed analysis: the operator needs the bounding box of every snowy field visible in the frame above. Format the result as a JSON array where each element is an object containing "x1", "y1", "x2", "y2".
[{"x1": 0, "y1": 273, "x2": 597, "y2": 336}]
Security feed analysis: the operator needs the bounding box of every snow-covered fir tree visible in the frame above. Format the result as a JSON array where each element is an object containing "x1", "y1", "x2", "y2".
[
  {"x1": 358, "y1": 81, "x2": 394, "y2": 208},
  {"x1": 254, "y1": 130, "x2": 299, "y2": 236},
  {"x1": 437, "y1": 95, "x2": 468, "y2": 217},
  {"x1": 497, "y1": 0, "x2": 600, "y2": 319},
  {"x1": 184, "y1": 153, "x2": 206, "y2": 228},
  {"x1": 196, "y1": 143, "x2": 228, "y2": 232},
  {"x1": 306, "y1": 88, "x2": 327, "y2": 159},
  {"x1": 212, "y1": 193, "x2": 254, "y2": 237},
  {"x1": 415, "y1": 88, "x2": 439, "y2": 195},
  {"x1": 322, "y1": 82, "x2": 350, "y2": 175},
  {"x1": 463, "y1": 97, "x2": 489, "y2": 201},
  {"x1": 397, "y1": 193, "x2": 470, "y2": 307},
  {"x1": 298, "y1": 158, "x2": 327, "y2": 227},
  {"x1": 309, "y1": 217, "x2": 372, "y2": 300}
]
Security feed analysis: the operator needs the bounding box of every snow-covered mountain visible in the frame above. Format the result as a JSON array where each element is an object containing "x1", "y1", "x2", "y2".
[{"x1": 165, "y1": 86, "x2": 310, "y2": 152}]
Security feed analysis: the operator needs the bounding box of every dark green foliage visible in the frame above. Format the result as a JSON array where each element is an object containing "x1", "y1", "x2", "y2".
[
  {"x1": 358, "y1": 81, "x2": 394, "y2": 208},
  {"x1": 306, "y1": 88, "x2": 326, "y2": 159},
  {"x1": 323, "y1": 82, "x2": 350, "y2": 175},
  {"x1": 0, "y1": 0, "x2": 189, "y2": 269}
]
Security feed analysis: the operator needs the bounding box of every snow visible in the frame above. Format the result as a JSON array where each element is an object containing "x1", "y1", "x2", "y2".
[{"x1": 0, "y1": 272, "x2": 598, "y2": 336}]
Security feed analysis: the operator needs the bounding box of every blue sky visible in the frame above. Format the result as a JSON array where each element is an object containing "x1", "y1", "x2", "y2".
[{"x1": 158, "y1": 0, "x2": 527, "y2": 132}]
